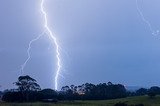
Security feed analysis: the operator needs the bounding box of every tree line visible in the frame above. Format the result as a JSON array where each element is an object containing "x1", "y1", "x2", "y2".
[
  {"x1": 59, "y1": 82, "x2": 127, "y2": 100},
  {"x1": 0, "y1": 75, "x2": 160, "y2": 102},
  {"x1": 130, "y1": 86, "x2": 160, "y2": 98}
]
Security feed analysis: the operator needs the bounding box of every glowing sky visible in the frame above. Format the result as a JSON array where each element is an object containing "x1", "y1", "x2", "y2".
[{"x1": 0, "y1": 0, "x2": 160, "y2": 90}]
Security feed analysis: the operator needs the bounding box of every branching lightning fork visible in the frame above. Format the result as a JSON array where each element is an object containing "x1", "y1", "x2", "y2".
[{"x1": 21, "y1": 31, "x2": 45, "y2": 74}]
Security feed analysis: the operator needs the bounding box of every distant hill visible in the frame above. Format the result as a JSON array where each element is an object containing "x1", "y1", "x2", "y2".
[{"x1": 125, "y1": 86, "x2": 142, "y2": 92}]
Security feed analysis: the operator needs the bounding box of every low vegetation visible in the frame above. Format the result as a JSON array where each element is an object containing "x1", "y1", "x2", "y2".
[{"x1": 0, "y1": 96, "x2": 160, "y2": 106}]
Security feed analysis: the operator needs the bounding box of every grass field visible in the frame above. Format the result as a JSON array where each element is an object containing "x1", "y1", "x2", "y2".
[{"x1": 0, "y1": 96, "x2": 160, "y2": 106}]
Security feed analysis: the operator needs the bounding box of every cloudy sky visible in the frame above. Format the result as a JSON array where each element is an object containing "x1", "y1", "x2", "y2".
[{"x1": 0, "y1": 0, "x2": 160, "y2": 90}]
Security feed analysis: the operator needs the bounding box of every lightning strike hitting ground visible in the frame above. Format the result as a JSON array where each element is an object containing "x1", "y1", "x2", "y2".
[
  {"x1": 41, "y1": 0, "x2": 61, "y2": 90},
  {"x1": 136, "y1": 0, "x2": 159, "y2": 36}
]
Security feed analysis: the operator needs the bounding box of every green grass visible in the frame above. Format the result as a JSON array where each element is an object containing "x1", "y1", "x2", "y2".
[{"x1": 1, "y1": 96, "x2": 160, "y2": 106}]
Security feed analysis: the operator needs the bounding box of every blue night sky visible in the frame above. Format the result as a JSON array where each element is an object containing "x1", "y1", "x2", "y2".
[{"x1": 0, "y1": 0, "x2": 160, "y2": 90}]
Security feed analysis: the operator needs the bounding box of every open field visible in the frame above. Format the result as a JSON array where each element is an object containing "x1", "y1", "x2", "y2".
[{"x1": 0, "y1": 96, "x2": 160, "y2": 106}]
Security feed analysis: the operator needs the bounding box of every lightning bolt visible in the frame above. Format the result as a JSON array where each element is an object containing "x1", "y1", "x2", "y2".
[
  {"x1": 40, "y1": 0, "x2": 61, "y2": 90},
  {"x1": 136, "y1": 0, "x2": 159, "y2": 36},
  {"x1": 21, "y1": 0, "x2": 61, "y2": 90}
]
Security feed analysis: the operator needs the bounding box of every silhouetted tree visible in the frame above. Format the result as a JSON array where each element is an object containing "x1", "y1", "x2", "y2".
[
  {"x1": 10, "y1": 75, "x2": 41, "y2": 102},
  {"x1": 14, "y1": 75, "x2": 41, "y2": 92},
  {"x1": 147, "y1": 86, "x2": 160, "y2": 98},
  {"x1": 136, "y1": 88, "x2": 148, "y2": 96}
]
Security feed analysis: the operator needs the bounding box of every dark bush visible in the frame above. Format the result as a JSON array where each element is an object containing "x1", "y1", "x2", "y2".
[
  {"x1": 114, "y1": 102, "x2": 128, "y2": 106},
  {"x1": 38, "y1": 89, "x2": 58, "y2": 100},
  {"x1": 2, "y1": 91, "x2": 22, "y2": 102},
  {"x1": 2, "y1": 91, "x2": 40, "y2": 102}
]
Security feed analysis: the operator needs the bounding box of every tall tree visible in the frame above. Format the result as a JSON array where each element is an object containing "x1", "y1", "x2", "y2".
[
  {"x1": 14, "y1": 75, "x2": 41, "y2": 102},
  {"x1": 14, "y1": 75, "x2": 41, "y2": 92}
]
